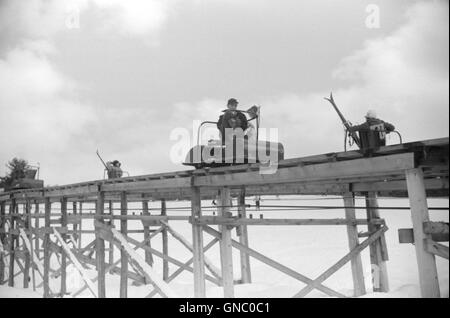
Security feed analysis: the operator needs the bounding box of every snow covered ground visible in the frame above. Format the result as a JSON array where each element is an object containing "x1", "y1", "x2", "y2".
[{"x1": 0, "y1": 196, "x2": 448, "y2": 298}]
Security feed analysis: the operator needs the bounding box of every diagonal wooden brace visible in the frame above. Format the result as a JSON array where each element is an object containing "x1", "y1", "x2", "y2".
[{"x1": 293, "y1": 226, "x2": 388, "y2": 298}]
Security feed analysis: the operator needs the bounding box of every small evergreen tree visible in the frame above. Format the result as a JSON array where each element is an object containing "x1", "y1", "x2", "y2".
[{"x1": 0, "y1": 158, "x2": 29, "y2": 188}]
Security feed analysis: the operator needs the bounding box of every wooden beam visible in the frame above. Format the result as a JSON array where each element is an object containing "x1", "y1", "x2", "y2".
[
  {"x1": 78, "y1": 202, "x2": 83, "y2": 250},
  {"x1": 8, "y1": 199, "x2": 16, "y2": 287},
  {"x1": 353, "y1": 177, "x2": 449, "y2": 193},
  {"x1": 406, "y1": 168, "x2": 440, "y2": 298},
  {"x1": 22, "y1": 202, "x2": 31, "y2": 289},
  {"x1": 120, "y1": 192, "x2": 128, "y2": 298},
  {"x1": 161, "y1": 199, "x2": 169, "y2": 281},
  {"x1": 398, "y1": 228, "x2": 449, "y2": 243},
  {"x1": 102, "y1": 178, "x2": 192, "y2": 192},
  {"x1": 365, "y1": 192, "x2": 389, "y2": 293},
  {"x1": 108, "y1": 201, "x2": 114, "y2": 267},
  {"x1": 72, "y1": 202, "x2": 78, "y2": 245},
  {"x1": 293, "y1": 226, "x2": 388, "y2": 298},
  {"x1": 43, "y1": 198, "x2": 51, "y2": 298},
  {"x1": 193, "y1": 153, "x2": 415, "y2": 187},
  {"x1": 95, "y1": 191, "x2": 106, "y2": 298},
  {"x1": 423, "y1": 222, "x2": 449, "y2": 235},
  {"x1": 0, "y1": 202, "x2": 5, "y2": 284},
  {"x1": 192, "y1": 216, "x2": 372, "y2": 226},
  {"x1": 191, "y1": 187, "x2": 206, "y2": 297},
  {"x1": 425, "y1": 239, "x2": 449, "y2": 259},
  {"x1": 218, "y1": 187, "x2": 234, "y2": 298},
  {"x1": 60, "y1": 197, "x2": 67, "y2": 295},
  {"x1": 34, "y1": 202, "x2": 40, "y2": 260},
  {"x1": 142, "y1": 200, "x2": 154, "y2": 267},
  {"x1": 343, "y1": 193, "x2": 366, "y2": 297},
  {"x1": 202, "y1": 225, "x2": 345, "y2": 298},
  {"x1": 238, "y1": 188, "x2": 251, "y2": 284}
]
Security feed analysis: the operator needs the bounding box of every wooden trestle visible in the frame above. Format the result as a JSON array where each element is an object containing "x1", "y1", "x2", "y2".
[{"x1": 0, "y1": 137, "x2": 448, "y2": 298}]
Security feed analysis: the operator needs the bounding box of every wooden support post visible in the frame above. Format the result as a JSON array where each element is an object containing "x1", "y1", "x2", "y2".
[
  {"x1": 365, "y1": 192, "x2": 389, "y2": 293},
  {"x1": 95, "y1": 191, "x2": 106, "y2": 298},
  {"x1": 43, "y1": 197, "x2": 51, "y2": 298},
  {"x1": 191, "y1": 187, "x2": 206, "y2": 297},
  {"x1": 142, "y1": 200, "x2": 154, "y2": 266},
  {"x1": 405, "y1": 168, "x2": 440, "y2": 298},
  {"x1": 161, "y1": 199, "x2": 169, "y2": 281},
  {"x1": 8, "y1": 199, "x2": 16, "y2": 287},
  {"x1": 34, "y1": 202, "x2": 40, "y2": 259},
  {"x1": 343, "y1": 193, "x2": 366, "y2": 296},
  {"x1": 218, "y1": 187, "x2": 234, "y2": 298},
  {"x1": 108, "y1": 201, "x2": 114, "y2": 266},
  {"x1": 60, "y1": 197, "x2": 67, "y2": 295},
  {"x1": 23, "y1": 201, "x2": 31, "y2": 288},
  {"x1": 78, "y1": 202, "x2": 83, "y2": 250},
  {"x1": 72, "y1": 202, "x2": 78, "y2": 245},
  {"x1": 120, "y1": 191, "x2": 128, "y2": 298},
  {"x1": 238, "y1": 188, "x2": 251, "y2": 284},
  {"x1": 0, "y1": 202, "x2": 5, "y2": 284}
]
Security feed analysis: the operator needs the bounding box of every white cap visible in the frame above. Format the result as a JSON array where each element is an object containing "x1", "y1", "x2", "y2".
[{"x1": 365, "y1": 110, "x2": 377, "y2": 119}]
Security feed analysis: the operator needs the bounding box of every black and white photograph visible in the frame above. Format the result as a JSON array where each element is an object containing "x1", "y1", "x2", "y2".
[{"x1": 0, "y1": 0, "x2": 448, "y2": 302}]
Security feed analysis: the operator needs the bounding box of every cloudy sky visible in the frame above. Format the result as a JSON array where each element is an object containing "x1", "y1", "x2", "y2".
[{"x1": 0, "y1": 0, "x2": 448, "y2": 185}]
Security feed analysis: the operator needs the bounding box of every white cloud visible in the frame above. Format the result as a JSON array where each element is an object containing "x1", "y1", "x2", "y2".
[
  {"x1": 91, "y1": 0, "x2": 174, "y2": 36},
  {"x1": 0, "y1": 0, "x2": 176, "y2": 41}
]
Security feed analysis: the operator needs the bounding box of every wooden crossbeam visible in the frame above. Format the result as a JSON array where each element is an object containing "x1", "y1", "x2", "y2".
[
  {"x1": 202, "y1": 225, "x2": 345, "y2": 298},
  {"x1": 424, "y1": 239, "x2": 449, "y2": 259},
  {"x1": 193, "y1": 153, "x2": 415, "y2": 187},
  {"x1": 423, "y1": 222, "x2": 449, "y2": 236},
  {"x1": 398, "y1": 229, "x2": 449, "y2": 243},
  {"x1": 192, "y1": 217, "x2": 371, "y2": 226},
  {"x1": 293, "y1": 226, "x2": 388, "y2": 298}
]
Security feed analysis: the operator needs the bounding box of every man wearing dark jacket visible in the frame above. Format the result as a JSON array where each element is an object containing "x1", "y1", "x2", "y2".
[
  {"x1": 217, "y1": 98, "x2": 248, "y2": 144},
  {"x1": 106, "y1": 160, "x2": 123, "y2": 179},
  {"x1": 348, "y1": 110, "x2": 395, "y2": 149}
]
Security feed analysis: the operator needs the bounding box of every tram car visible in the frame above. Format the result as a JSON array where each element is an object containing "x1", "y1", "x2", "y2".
[{"x1": 183, "y1": 107, "x2": 284, "y2": 169}]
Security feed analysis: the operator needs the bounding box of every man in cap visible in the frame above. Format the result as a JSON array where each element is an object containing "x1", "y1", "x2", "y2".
[
  {"x1": 347, "y1": 110, "x2": 395, "y2": 149},
  {"x1": 217, "y1": 98, "x2": 248, "y2": 144}
]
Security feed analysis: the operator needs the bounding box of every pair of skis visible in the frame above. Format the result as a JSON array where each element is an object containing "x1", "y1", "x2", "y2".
[{"x1": 324, "y1": 93, "x2": 361, "y2": 149}]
